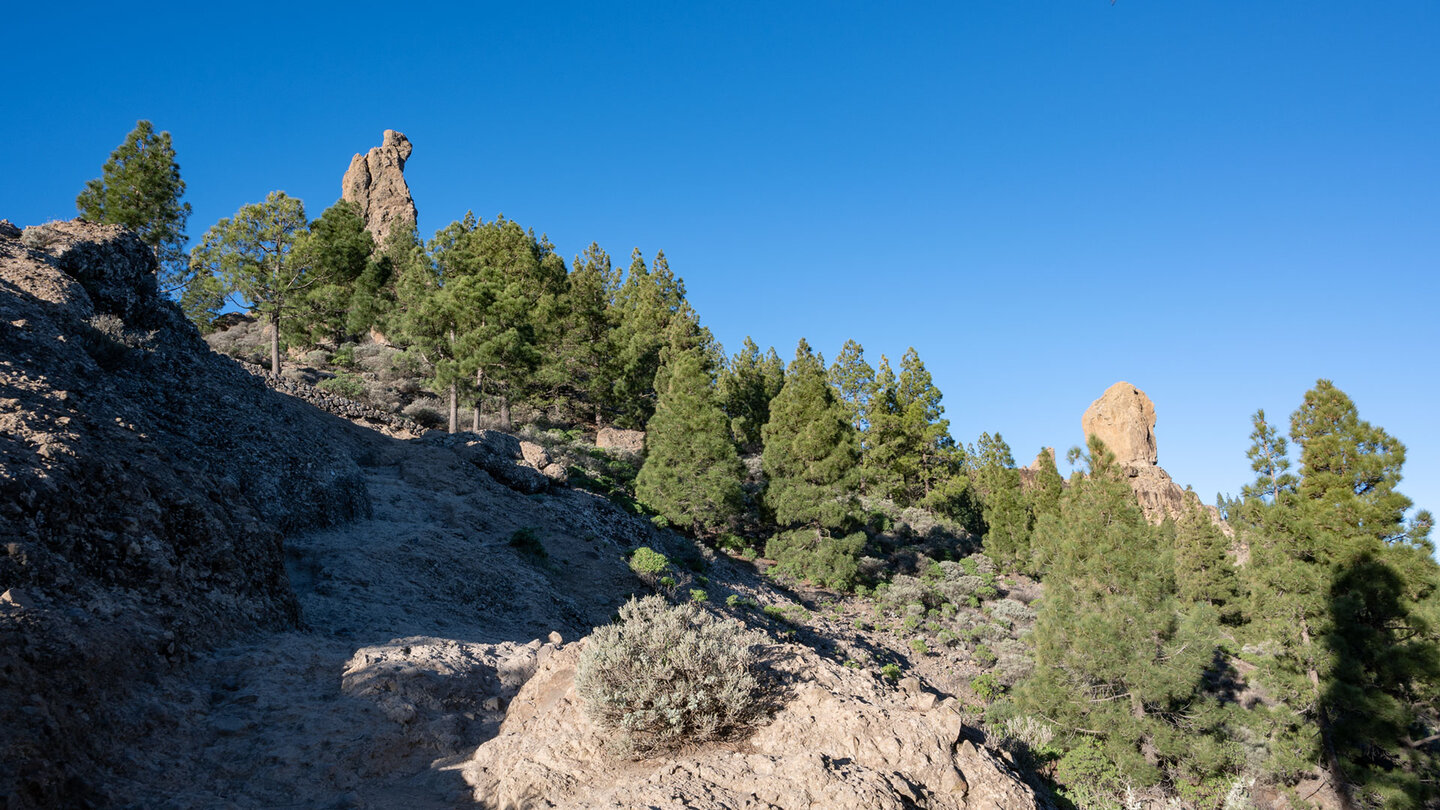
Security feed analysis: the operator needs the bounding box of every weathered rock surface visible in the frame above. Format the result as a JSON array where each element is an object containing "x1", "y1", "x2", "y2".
[
  {"x1": 341, "y1": 129, "x2": 418, "y2": 244},
  {"x1": 464, "y1": 642, "x2": 1040, "y2": 810},
  {"x1": 596, "y1": 426, "x2": 645, "y2": 455},
  {"x1": 1081, "y1": 381, "x2": 1158, "y2": 467},
  {"x1": 424, "y1": 430, "x2": 552, "y2": 494},
  {"x1": 1081, "y1": 381, "x2": 1227, "y2": 528},
  {"x1": 0, "y1": 220, "x2": 370, "y2": 806},
  {"x1": 519, "y1": 440, "x2": 551, "y2": 469}
]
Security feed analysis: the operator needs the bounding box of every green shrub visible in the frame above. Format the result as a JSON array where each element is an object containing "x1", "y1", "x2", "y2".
[
  {"x1": 879, "y1": 663, "x2": 902, "y2": 682},
  {"x1": 689, "y1": 588, "x2": 709, "y2": 602},
  {"x1": 909, "y1": 638, "x2": 930, "y2": 657},
  {"x1": 629, "y1": 546, "x2": 669, "y2": 578},
  {"x1": 575, "y1": 595, "x2": 768, "y2": 755},
  {"x1": 507, "y1": 527, "x2": 547, "y2": 559},
  {"x1": 973, "y1": 643, "x2": 998, "y2": 667},
  {"x1": 318, "y1": 372, "x2": 365, "y2": 400},
  {"x1": 763, "y1": 529, "x2": 865, "y2": 591},
  {"x1": 331, "y1": 344, "x2": 357, "y2": 368},
  {"x1": 1054, "y1": 739, "x2": 1126, "y2": 810},
  {"x1": 969, "y1": 672, "x2": 1002, "y2": 701}
]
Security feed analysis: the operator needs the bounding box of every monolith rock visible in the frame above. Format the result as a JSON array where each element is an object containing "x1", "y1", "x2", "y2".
[
  {"x1": 1081, "y1": 381, "x2": 1157, "y2": 467},
  {"x1": 340, "y1": 129, "x2": 418, "y2": 244}
]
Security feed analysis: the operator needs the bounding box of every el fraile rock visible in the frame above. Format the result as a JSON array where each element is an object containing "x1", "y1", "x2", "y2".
[{"x1": 341, "y1": 129, "x2": 419, "y2": 244}]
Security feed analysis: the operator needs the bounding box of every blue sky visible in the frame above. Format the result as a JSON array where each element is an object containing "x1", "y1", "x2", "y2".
[{"x1": 4, "y1": 2, "x2": 1437, "y2": 518}]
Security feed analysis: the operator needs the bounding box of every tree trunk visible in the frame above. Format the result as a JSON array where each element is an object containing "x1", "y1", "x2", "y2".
[
  {"x1": 499, "y1": 393, "x2": 511, "y2": 432},
  {"x1": 1301, "y1": 617, "x2": 1350, "y2": 803},
  {"x1": 447, "y1": 382, "x2": 458, "y2": 434},
  {"x1": 269, "y1": 310, "x2": 281, "y2": 376},
  {"x1": 472, "y1": 367, "x2": 483, "y2": 432}
]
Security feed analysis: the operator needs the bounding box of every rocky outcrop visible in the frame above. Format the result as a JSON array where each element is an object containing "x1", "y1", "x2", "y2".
[
  {"x1": 340, "y1": 129, "x2": 418, "y2": 244},
  {"x1": 464, "y1": 641, "x2": 1041, "y2": 809},
  {"x1": 596, "y1": 426, "x2": 645, "y2": 455},
  {"x1": 0, "y1": 220, "x2": 371, "y2": 807},
  {"x1": 234, "y1": 360, "x2": 424, "y2": 439},
  {"x1": 1081, "y1": 381, "x2": 1157, "y2": 466},
  {"x1": 422, "y1": 430, "x2": 552, "y2": 494},
  {"x1": 1081, "y1": 381, "x2": 1225, "y2": 527}
]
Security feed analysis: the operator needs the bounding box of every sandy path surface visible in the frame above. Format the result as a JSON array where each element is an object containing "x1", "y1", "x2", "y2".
[{"x1": 104, "y1": 441, "x2": 647, "y2": 809}]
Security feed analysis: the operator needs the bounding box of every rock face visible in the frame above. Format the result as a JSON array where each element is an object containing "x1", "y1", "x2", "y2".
[
  {"x1": 0, "y1": 220, "x2": 371, "y2": 806},
  {"x1": 1081, "y1": 381, "x2": 1158, "y2": 466},
  {"x1": 1080, "y1": 381, "x2": 1226, "y2": 528},
  {"x1": 340, "y1": 129, "x2": 418, "y2": 244},
  {"x1": 422, "y1": 430, "x2": 552, "y2": 494},
  {"x1": 596, "y1": 426, "x2": 645, "y2": 455},
  {"x1": 464, "y1": 641, "x2": 1041, "y2": 809}
]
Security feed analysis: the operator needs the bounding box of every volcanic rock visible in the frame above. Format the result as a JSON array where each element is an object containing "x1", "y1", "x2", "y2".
[
  {"x1": 1081, "y1": 381, "x2": 1157, "y2": 467},
  {"x1": 463, "y1": 641, "x2": 1041, "y2": 809},
  {"x1": 341, "y1": 129, "x2": 418, "y2": 244},
  {"x1": 0, "y1": 220, "x2": 370, "y2": 806},
  {"x1": 596, "y1": 426, "x2": 645, "y2": 455}
]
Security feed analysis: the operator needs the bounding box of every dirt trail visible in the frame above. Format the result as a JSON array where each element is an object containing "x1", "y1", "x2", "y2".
[{"x1": 104, "y1": 439, "x2": 651, "y2": 809}]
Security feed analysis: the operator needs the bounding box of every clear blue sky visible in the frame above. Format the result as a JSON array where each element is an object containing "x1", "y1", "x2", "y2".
[{"x1": 4, "y1": 2, "x2": 1437, "y2": 518}]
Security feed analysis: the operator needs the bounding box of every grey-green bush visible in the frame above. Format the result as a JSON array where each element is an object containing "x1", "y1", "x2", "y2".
[{"x1": 575, "y1": 595, "x2": 768, "y2": 755}]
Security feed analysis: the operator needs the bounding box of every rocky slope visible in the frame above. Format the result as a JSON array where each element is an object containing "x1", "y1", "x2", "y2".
[
  {"x1": 1, "y1": 220, "x2": 370, "y2": 807},
  {"x1": 1, "y1": 219, "x2": 1042, "y2": 809},
  {"x1": 465, "y1": 641, "x2": 1038, "y2": 810}
]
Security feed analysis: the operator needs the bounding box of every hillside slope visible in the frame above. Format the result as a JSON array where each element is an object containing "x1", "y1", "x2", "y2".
[{"x1": 0, "y1": 219, "x2": 1038, "y2": 809}]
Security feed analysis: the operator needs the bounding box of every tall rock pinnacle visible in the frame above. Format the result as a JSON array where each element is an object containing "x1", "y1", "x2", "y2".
[
  {"x1": 1080, "y1": 381, "x2": 1218, "y2": 526},
  {"x1": 1081, "y1": 381, "x2": 1158, "y2": 467},
  {"x1": 341, "y1": 129, "x2": 418, "y2": 245}
]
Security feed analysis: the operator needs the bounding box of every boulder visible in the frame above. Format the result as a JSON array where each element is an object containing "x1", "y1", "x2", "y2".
[
  {"x1": 340, "y1": 129, "x2": 418, "y2": 245},
  {"x1": 519, "y1": 440, "x2": 551, "y2": 469},
  {"x1": 463, "y1": 641, "x2": 1040, "y2": 809},
  {"x1": 596, "y1": 427, "x2": 645, "y2": 455},
  {"x1": 1081, "y1": 381, "x2": 1157, "y2": 467}
]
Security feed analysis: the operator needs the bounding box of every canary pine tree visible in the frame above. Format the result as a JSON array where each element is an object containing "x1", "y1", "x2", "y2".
[{"x1": 635, "y1": 347, "x2": 744, "y2": 535}]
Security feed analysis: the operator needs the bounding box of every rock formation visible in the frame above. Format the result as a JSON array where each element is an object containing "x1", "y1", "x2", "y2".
[
  {"x1": 1081, "y1": 381, "x2": 1157, "y2": 466},
  {"x1": 1081, "y1": 381, "x2": 1219, "y2": 526},
  {"x1": 341, "y1": 129, "x2": 418, "y2": 244},
  {"x1": 463, "y1": 641, "x2": 1041, "y2": 809},
  {"x1": 596, "y1": 426, "x2": 645, "y2": 455},
  {"x1": 0, "y1": 220, "x2": 371, "y2": 806}
]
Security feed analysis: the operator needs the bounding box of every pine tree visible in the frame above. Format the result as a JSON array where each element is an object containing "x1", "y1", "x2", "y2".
[
  {"x1": 392, "y1": 228, "x2": 474, "y2": 433},
  {"x1": 896, "y1": 348, "x2": 950, "y2": 501},
  {"x1": 1242, "y1": 380, "x2": 1440, "y2": 807},
  {"x1": 611, "y1": 249, "x2": 687, "y2": 427},
  {"x1": 1241, "y1": 409, "x2": 1297, "y2": 503},
  {"x1": 828, "y1": 339, "x2": 875, "y2": 434},
  {"x1": 558, "y1": 242, "x2": 619, "y2": 427},
  {"x1": 861, "y1": 355, "x2": 903, "y2": 499},
  {"x1": 285, "y1": 200, "x2": 375, "y2": 347},
  {"x1": 635, "y1": 348, "x2": 745, "y2": 536},
  {"x1": 190, "y1": 191, "x2": 312, "y2": 374},
  {"x1": 761, "y1": 339, "x2": 860, "y2": 531},
  {"x1": 1171, "y1": 502, "x2": 1241, "y2": 623},
  {"x1": 969, "y1": 432, "x2": 1031, "y2": 572},
  {"x1": 77, "y1": 121, "x2": 194, "y2": 299},
  {"x1": 718, "y1": 337, "x2": 785, "y2": 453},
  {"x1": 1027, "y1": 447, "x2": 1064, "y2": 522},
  {"x1": 1019, "y1": 436, "x2": 1235, "y2": 792}
]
